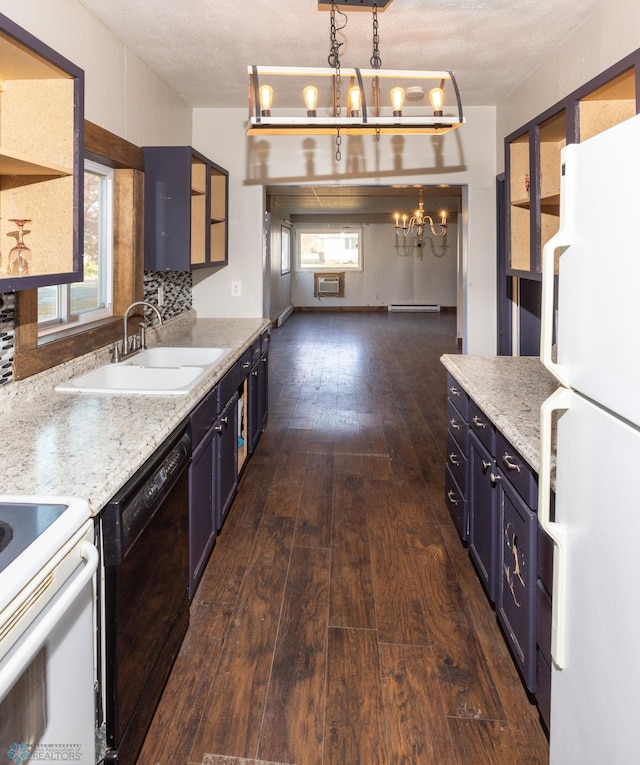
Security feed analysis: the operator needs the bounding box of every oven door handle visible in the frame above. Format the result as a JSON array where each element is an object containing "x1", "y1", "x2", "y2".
[{"x1": 0, "y1": 541, "x2": 98, "y2": 702}]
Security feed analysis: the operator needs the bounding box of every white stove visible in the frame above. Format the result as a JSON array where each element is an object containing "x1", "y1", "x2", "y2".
[{"x1": 0, "y1": 496, "x2": 98, "y2": 764}]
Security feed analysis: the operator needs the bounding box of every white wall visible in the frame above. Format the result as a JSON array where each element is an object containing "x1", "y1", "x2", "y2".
[
  {"x1": 289, "y1": 220, "x2": 458, "y2": 309},
  {"x1": 0, "y1": 0, "x2": 191, "y2": 147},
  {"x1": 193, "y1": 106, "x2": 497, "y2": 355},
  {"x1": 496, "y1": 0, "x2": 640, "y2": 162}
]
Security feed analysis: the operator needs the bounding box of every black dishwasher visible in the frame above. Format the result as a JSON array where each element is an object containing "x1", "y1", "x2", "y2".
[{"x1": 101, "y1": 421, "x2": 191, "y2": 765}]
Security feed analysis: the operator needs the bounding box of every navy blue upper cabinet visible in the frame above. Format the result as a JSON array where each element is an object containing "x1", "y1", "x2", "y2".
[
  {"x1": 0, "y1": 13, "x2": 84, "y2": 293},
  {"x1": 505, "y1": 51, "x2": 639, "y2": 280},
  {"x1": 143, "y1": 146, "x2": 228, "y2": 272}
]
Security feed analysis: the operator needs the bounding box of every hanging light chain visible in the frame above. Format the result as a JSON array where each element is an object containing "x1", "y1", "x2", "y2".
[
  {"x1": 328, "y1": 0, "x2": 347, "y2": 162},
  {"x1": 370, "y1": 4, "x2": 382, "y2": 69}
]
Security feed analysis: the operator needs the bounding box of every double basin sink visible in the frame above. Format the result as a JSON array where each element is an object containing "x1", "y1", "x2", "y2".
[{"x1": 56, "y1": 347, "x2": 232, "y2": 395}]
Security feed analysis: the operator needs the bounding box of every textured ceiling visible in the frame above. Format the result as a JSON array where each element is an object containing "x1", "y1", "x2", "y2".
[
  {"x1": 77, "y1": 0, "x2": 602, "y2": 215},
  {"x1": 78, "y1": 0, "x2": 602, "y2": 109}
]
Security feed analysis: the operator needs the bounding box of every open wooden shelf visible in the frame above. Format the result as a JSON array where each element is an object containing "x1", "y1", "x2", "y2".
[{"x1": 0, "y1": 15, "x2": 83, "y2": 290}]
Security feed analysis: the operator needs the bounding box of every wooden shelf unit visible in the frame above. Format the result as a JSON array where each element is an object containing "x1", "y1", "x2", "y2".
[
  {"x1": 0, "y1": 14, "x2": 83, "y2": 292},
  {"x1": 505, "y1": 49, "x2": 640, "y2": 280},
  {"x1": 144, "y1": 146, "x2": 228, "y2": 272}
]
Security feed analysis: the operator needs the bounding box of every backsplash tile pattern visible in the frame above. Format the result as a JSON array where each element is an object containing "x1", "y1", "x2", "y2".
[
  {"x1": 0, "y1": 272, "x2": 192, "y2": 387},
  {"x1": 143, "y1": 270, "x2": 192, "y2": 321},
  {"x1": 0, "y1": 293, "x2": 16, "y2": 386}
]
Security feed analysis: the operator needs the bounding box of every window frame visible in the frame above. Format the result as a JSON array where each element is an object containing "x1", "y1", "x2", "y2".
[
  {"x1": 295, "y1": 225, "x2": 364, "y2": 272},
  {"x1": 13, "y1": 122, "x2": 144, "y2": 381},
  {"x1": 38, "y1": 159, "x2": 115, "y2": 336}
]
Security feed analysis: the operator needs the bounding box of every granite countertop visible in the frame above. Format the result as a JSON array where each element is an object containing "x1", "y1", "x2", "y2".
[
  {"x1": 441, "y1": 354, "x2": 559, "y2": 477},
  {"x1": 0, "y1": 311, "x2": 270, "y2": 515}
]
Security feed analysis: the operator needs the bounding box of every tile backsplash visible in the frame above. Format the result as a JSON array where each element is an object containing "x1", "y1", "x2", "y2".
[{"x1": 0, "y1": 271, "x2": 192, "y2": 386}]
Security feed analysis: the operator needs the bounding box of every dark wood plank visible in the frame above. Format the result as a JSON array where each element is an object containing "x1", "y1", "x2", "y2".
[
  {"x1": 257, "y1": 546, "x2": 330, "y2": 765},
  {"x1": 324, "y1": 627, "x2": 389, "y2": 765},
  {"x1": 294, "y1": 452, "x2": 334, "y2": 548},
  {"x1": 379, "y1": 643, "x2": 456, "y2": 765},
  {"x1": 136, "y1": 601, "x2": 233, "y2": 765},
  {"x1": 329, "y1": 458, "x2": 377, "y2": 629},
  {"x1": 190, "y1": 515, "x2": 295, "y2": 761}
]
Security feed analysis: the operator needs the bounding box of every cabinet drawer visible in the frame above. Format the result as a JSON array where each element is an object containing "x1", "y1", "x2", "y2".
[
  {"x1": 191, "y1": 386, "x2": 218, "y2": 446},
  {"x1": 495, "y1": 431, "x2": 538, "y2": 509},
  {"x1": 469, "y1": 400, "x2": 495, "y2": 454},
  {"x1": 447, "y1": 398, "x2": 468, "y2": 454},
  {"x1": 445, "y1": 465, "x2": 468, "y2": 541},
  {"x1": 446, "y1": 430, "x2": 467, "y2": 495},
  {"x1": 238, "y1": 348, "x2": 252, "y2": 380},
  {"x1": 536, "y1": 578, "x2": 552, "y2": 668},
  {"x1": 447, "y1": 373, "x2": 469, "y2": 420},
  {"x1": 217, "y1": 364, "x2": 239, "y2": 412}
]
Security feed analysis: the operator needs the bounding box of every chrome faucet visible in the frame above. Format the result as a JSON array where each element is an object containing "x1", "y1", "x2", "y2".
[{"x1": 117, "y1": 300, "x2": 163, "y2": 361}]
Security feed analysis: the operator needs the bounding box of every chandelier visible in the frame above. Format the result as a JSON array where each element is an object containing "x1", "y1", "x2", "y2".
[
  {"x1": 394, "y1": 187, "x2": 448, "y2": 242},
  {"x1": 247, "y1": 1, "x2": 464, "y2": 158}
]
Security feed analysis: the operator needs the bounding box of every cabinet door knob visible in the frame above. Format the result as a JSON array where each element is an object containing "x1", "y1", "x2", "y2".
[
  {"x1": 471, "y1": 415, "x2": 486, "y2": 429},
  {"x1": 501, "y1": 453, "x2": 521, "y2": 472},
  {"x1": 481, "y1": 459, "x2": 492, "y2": 471},
  {"x1": 449, "y1": 453, "x2": 460, "y2": 466},
  {"x1": 447, "y1": 490, "x2": 459, "y2": 505},
  {"x1": 490, "y1": 472, "x2": 501, "y2": 484},
  {"x1": 252, "y1": 370, "x2": 258, "y2": 377}
]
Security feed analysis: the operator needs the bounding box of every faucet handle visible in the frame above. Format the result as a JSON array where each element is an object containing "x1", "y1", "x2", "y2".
[
  {"x1": 110, "y1": 343, "x2": 121, "y2": 364},
  {"x1": 138, "y1": 322, "x2": 149, "y2": 349}
]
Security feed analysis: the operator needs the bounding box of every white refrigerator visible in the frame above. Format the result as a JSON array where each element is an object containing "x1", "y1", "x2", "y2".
[{"x1": 538, "y1": 112, "x2": 640, "y2": 764}]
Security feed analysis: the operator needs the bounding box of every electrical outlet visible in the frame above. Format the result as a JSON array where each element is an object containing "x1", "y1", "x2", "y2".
[
  {"x1": 231, "y1": 281, "x2": 241, "y2": 297},
  {"x1": 157, "y1": 286, "x2": 165, "y2": 307}
]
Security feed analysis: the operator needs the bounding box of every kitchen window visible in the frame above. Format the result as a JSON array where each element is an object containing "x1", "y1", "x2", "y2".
[
  {"x1": 297, "y1": 227, "x2": 363, "y2": 271},
  {"x1": 38, "y1": 160, "x2": 114, "y2": 335}
]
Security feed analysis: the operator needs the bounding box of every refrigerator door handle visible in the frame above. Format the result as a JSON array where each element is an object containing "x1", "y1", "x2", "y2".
[
  {"x1": 539, "y1": 386, "x2": 571, "y2": 670},
  {"x1": 540, "y1": 144, "x2": 579, "y2": 387}
]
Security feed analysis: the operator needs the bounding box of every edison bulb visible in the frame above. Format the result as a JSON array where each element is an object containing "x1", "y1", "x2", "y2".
[
  {"x1": 429, "y1": 87, "x2": 444, "y2": 116},
  {"x1": 348, "y1": 86, "x2": 361, "y2": 117},
  {"x1": 303, "y1": 85, "x2": 318, "y2": 117},
  {"x1": 390, "y1": 87, "x2": 405, "y2": 117},
  {"x1": 259, "y1": 84, "x2": 273, "y2": 116}
]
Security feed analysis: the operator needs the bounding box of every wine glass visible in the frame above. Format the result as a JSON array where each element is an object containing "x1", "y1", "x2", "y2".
[{"x1": 8, "y1": 219, "x2": 32, "y2": 275}]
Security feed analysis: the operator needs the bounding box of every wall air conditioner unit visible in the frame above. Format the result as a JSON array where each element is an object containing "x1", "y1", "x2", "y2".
[
  {"x1": 318, "y1": 277, "x2": 340, "y2": 294},
  {"x1": 314, "y1": 272, "x2": 345, "y2": 298}
]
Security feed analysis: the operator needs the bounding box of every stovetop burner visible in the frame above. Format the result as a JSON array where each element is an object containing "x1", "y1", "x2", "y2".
[
  {"x1": 0, "y1": 502, "x2": 67, "y2": 575},
  {"x1": 0, "y1": 520, "x2": 12, "y2": 555}
]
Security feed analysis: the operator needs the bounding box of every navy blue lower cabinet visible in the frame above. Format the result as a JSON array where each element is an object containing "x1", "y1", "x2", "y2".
[
  {"x1": 445, "y1": 374, "x2": 470, "y2": 541},
  {"x1": 497, "y1": 471, "x2": 538, "y2": 693},
  {"x1": 468, "y1": 431, "x2": 499, "y2": 603},
  {"x1": 215, "y1": 391, "x2": 238, "y2": 531}
]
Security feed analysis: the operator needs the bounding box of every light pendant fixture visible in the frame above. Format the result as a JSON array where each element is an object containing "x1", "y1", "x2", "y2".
[
  {"x1": 247, "y1": 1, "x2": 464, "y2": 152},
  {"x1": 394, "y1": 187, "x2": 448, "y2": 242}
]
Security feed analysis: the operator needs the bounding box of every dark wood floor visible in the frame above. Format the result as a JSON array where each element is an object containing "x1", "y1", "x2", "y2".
[{"x1": 136, "y1": 311, "x2": 549, "y2": 765}]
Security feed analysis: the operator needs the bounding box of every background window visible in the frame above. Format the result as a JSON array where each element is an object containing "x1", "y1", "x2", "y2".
[
  {"x1": 38, "y1": 159, "x2": 114, "y2": 333},
  {"x1": 297, "y1": 227, "x2": 362, "y2": 271}
]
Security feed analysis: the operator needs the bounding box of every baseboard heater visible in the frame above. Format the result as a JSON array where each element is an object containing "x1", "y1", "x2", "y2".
[
  {"x1": 388, "y1": 304, "x2": 441, "y2": 312},
  {"x1": 276, "y1": 305, "x2": 294, "y2": 327}
]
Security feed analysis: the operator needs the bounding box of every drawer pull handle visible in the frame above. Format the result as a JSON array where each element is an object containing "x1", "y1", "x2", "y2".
[
  {"x1": 490, "y1": 472, "x2": 501, "y2": 484},
  {"x1": 449, "y1": 453, "x2": 460, "y2": 466},
  {"x1": 471, "y1": 415, "x2": 486, "y2": 429},
  {"x1": 447, "y1": 490, "x2": 459, "y2": 505},
  {"x1": 481, "y1": 459, "x2": 492, "y2": 471},
  {"x1": 449, "y1": 419, "x2": 461, "y2": 430},
  {"x1": 242, "y1": 361, "x2": 251, "y2": 369},
  {"x1": 449, "y1": 386, "x2": 461, "y2": 396},
  {"x1": 502, "y1": 454, "x2": 521, "y2": 472}
]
